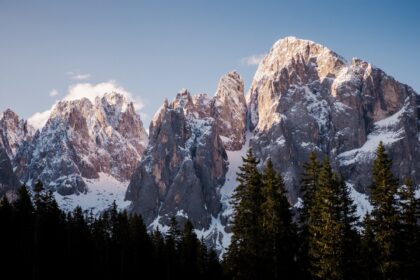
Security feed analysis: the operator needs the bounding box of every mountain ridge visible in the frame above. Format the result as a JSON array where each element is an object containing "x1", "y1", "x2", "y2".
[{"x1": 0, "y1": 36, "x2": 418, "y2": 252}]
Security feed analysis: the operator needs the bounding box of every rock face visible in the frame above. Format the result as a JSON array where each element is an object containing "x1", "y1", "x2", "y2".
[
  {"x1": 0, "y1": 109, "x2": 34, "y2": 196},
  {"x1": 126, "y1": 71, "x2": 247, "y2": 229},
  {"x1": 0, "y1": 109, "x2": 34, "y2": 160},
  {"x1": 126, "y1": 90, "x2": 227, "y2": 229},
  {"x1": 213, "y1": 71, "x2": 247, "y2": 150},
  {"x1": 0, "y1": 146, "x2": 20, "y2": 196},
  {"x1": 14, "y1": 92, "x2": 148, "y2": 195},
  {"x1": 247, "y1": 36, "x2": 420, "y2": 200}
]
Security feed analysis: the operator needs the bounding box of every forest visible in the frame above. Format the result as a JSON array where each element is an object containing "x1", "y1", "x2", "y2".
[{"x1": 0, "y1": 141, "x2": 419, "y2": 280}]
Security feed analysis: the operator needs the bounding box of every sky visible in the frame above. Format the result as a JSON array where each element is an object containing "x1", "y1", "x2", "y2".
[{"x1": 0, "y1": 0, "x2": 419, "y2": 126}]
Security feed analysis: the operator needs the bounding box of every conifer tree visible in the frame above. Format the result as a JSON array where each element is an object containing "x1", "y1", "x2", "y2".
[
  {"x1": 298, "y1": 151, "x2": 321, "y2": 277},
  {"x1": 369, "y1": 142, "x2": 400, "y2": 279},
  {"x1": 180, "y1": 220, "x2": 200, "y2": 278},
  {"x1": 337, "y1": 178, "x2": 361, "y2": 280},
  {"x1": 13, "y1": 185, "x2": 34, "y2": 279},
  {"x1": 397, "y1": 178, "x2": 419, "y2": 278},
  {"x1": 308, "y1": 157, "x2": 343, "y2": 280},
  {"x1": 361, "y1": 213, "x2": 381, "y2": 280},
  {"x1": 226, "y1": 148, "x2": 263, "y2": 280},
  {"x1": 299, "y1": 151, "x2": 320, "y2": 225},
  {"x1": 260, "y1": 158, "x2": 296, "y2": 279},
  {"x1": 166, "y1": 216, "x2": 182, "y2": 278}
]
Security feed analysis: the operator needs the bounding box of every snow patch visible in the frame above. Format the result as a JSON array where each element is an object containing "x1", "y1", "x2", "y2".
[
  {"x1": 338, "y1": 106, "x2": 407, "y2": 166},
  {"x1": 348, "y1": 183, "x2": 372, "y2": 218},
  {"x1": 54, "y1": 173, "x2": 131, "y2": 215}
]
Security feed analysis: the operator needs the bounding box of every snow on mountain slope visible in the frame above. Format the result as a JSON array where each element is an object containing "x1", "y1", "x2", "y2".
[
  {"x1": 348, "y1": 183, "x2": 372, "y2": 219},
  {"x1": 247, "y1": 36, "x2": 420, "y2": 200},
  {"x1": 338, "y1": 101, "x2": 409, "y2": 167},
  {"x1": 54, "y1": 172, "x2": 131, "y2": 214},
  {"x1": 193, "y1": 132, "x2": 251, "y2": 256},
  {"x1": 8, "y1": 90, "x2": 149, "y2": 215},
  {"x1": 220, "y1": 131, "x2": 252, "y2": 218},
  {"x1": 146, "y1": 130, "x2": 252, "y2": 256},
  {"x1": 0, "y1": 109, "x2": 34, "y2": 159}
]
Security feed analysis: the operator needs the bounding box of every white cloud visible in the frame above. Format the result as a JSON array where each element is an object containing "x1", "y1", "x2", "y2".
[
  {"x1": 28, "y1": 80, "x2": 145, "y2": 130},
  {"x1": 49, "y1": 89, "x2": 59, "y2": 97},
  {"x1": 241, "y1": 53, "x2": 266, "y2": 66},
  {"x1": 28, "y1": 109, "x2": 53, "y2": 130},
  {"x1": 64, "y1": 80, "x2": 144, "y2": 110},
  {"x1": 67, "y1": 71, "x2": 91, "y2": 80}
]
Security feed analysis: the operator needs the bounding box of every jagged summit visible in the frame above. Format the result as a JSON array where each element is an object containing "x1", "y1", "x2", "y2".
[
  {"x1": 1, "y1": 36, "x2": 419, "y2": 254},
  {"x1": 247, "y1": 36, "x2": 419, "y2": 201},
  {"x1": 127, "y1": 70, "x2": 247, "y2": 242},
  {"x1": 0, "y1": 108, "x2": 34, "y2": 160},
  {"x1": 14, "y1": 92, "x2": 148, "y2": 197}
]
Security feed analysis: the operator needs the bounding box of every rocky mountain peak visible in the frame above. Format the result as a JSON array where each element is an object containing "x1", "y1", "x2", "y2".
[
  {"x1": 173, "y1": 89, "x2": 194, "y2": 110},
  {"x1": 249, "y1": 37, "x2": 348, "y2": 131},
  {"x1": 0, "y1": 108, "x2": 34, "y2": 159},
  {"x1": 247, "y1": 36, "x2": 420, "y2": 201},
  {"x1": 0, "y1": 146, "x2": 20, "y2": 197},
  {"x1": 127, "y1": 70, "x2": 249, "y2": 230},
  {"x1": 214, "y1": 71, "x2": 247, "y2": 150},
  {"x1": 14, "y1": 92, "x2": 148, "y2": 196}
]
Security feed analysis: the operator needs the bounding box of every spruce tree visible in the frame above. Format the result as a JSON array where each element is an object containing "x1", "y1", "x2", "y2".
[
  {"x1": 165, "y1": 216, "x2": 182, "y2": 278},
  {"x1": 308, "y1": 157, "x2": 343, "y2": 280},
  {"x1": 397, "y1": 178, "x2": 419, "y2": 278},
  {"x1": 337, "y1": 178, "x2": 361, "y2": 280},
  {"x1": 299, "y1": 151, "x2": 321, "y2": 225},
  {"x1": 369, "y1": 142, "x2": 400, "y2": 279},
  {"x1": 226, "y1": 148, "x2": 263, "y2": 280},
  {"x1": 361, "y1": 213, "x2": 381, "y2": 280},
  {"x1": 260, "y1": 159, "x2": 296, "y2": 279},
  {"x1": 298, "y1": 151, "x2": 321, "y2": 277},
  {"x1": 13, "y1": 185, "x2": 34, "y2": 279},
  {"x1": 180, "y1": 220, "x2": 200, "y2": 278}
]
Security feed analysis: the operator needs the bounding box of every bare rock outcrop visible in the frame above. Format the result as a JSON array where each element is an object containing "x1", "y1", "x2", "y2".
[
  {"x1": 14, "y1": 92, "x2": 148, "y2": 195},
  {"x1": 0, "y1": 109, "x2": 34, "y2": 159},
  {"x1": 213, "y1": 71, "x2": 247, "y2": 150},
  {"x1": 247, "y1": 36, "x2": 420, "y2": 200},
  {"x1": 126, "y1": 89, "x2": 228, "y2": 228}
]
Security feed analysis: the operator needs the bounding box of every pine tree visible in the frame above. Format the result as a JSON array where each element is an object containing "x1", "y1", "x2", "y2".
[
  {"x1": 308, "y1": 157, "x2": 343, "y2": 280},
  {"x1": 127, "y1": 213, "x2": 153, "y2": 277},
  {"x1": 165, "y1": 216, "x2": 182, "y2": 278},
  {"x1": 197, "y1": 237, "x2": 209, "y2": 277},
  {"x1": 180, "y1": 220, "x2": 200, "y2": 278},
  {"x1": 361, "y1": 213, "x2": 381, "y2": 280},
  {"x1": 299, "y1": 151, "x2": 321, "y2": 225},
  {"x1": 298, "y1": 151, "x2": 321, "y2": 277},
  {"x1": 260, "y1": 158, "x2": 297, "y2": 279},
  {"x1": 337, "y1": 178, "x2": 361, "y2": 280},
  {"x1": 226, "y1": 148, "x2": 263, "y2": 280},
  {"x1": 397, "y1": 178, "x2": 419, "y2": 278},
  {"x1": 13, "y1": 185, "x2": 34, "y2": 279},
  {"x1": 369, "y1": 142, "x2": 400, "y2": 279},
  {"x1": 151, "y1": 228, "x2": 166, "y2": 279}
]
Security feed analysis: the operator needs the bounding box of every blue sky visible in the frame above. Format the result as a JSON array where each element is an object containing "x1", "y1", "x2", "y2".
[{"x1": 1, "y1": 0, "x2": 419, "y2": 125}]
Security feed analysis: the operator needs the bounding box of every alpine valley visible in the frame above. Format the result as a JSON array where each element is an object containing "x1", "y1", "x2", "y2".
[{"x1": 1, "y1": 37, "x2": 419, "y2": 252}]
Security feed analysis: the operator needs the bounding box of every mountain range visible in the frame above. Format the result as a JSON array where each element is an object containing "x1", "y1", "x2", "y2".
[{"x1": 1, "y1": 36, "x2": 418, "y2": 251}]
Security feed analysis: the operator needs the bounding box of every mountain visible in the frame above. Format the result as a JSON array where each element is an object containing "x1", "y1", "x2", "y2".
[
  {"x1": 0, "y1": 109, "x2": 34, "y2": 196},
  {"x1": 127, "y1": 37, "x2": 419, "y2": 252},
  {"x1": 9, "y1": 92, "x2": 148, "y2": 211},
  {"x1": 0, "y1": 146, "x2": 20, "y2": 197},
  {"x1": 1, "y1": 36, "x2": 418, "y2": 253},
  {"x1": 126, "y1": 71, "x2": 246, "y2": 248},
  {"x1": 247, "y1": 36, "x2": 419, "y2": 199},
  {"x1": 0, "y1": 109, "x2": 34, "y2": 160}
]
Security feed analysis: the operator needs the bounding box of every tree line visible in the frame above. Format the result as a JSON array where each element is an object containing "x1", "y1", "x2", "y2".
[
  {"x1": 0, "y1": 141, "x2": 419, "y2": 279},
  {"x1": 225, "y1": 142, "x2": 420, "y2": 280},
  {"x1": 0, "y1": 181, "x2": 222, "y2": 280}
]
